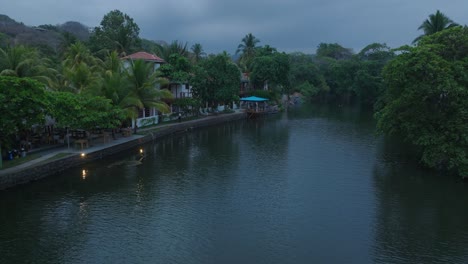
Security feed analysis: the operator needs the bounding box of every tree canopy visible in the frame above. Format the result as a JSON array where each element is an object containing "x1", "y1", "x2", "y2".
[
  {"x1": 413, "y1": 10, "x2": 459, "y2": 43},
  {"x1": 191, "y1": 52, "x2": 240, "y2": 105},
  {"x1": 48, "y1": 91, "x2": 125, "y2": 130},
  {"x1": 250, "y1": 51, "x2": 290, "y2": 93},
  {"x1": 377, "y1": 27, "x2": 468, "y2": 178},
  {"x1": 236, "y1": 33, "x2": 260, "y2": 70},
  {"x1": 88, "y1": 10, "x2": 141, "y2": 55},
  {"x1": 158, "y1": 53, "x2": 191, "y2": 83},
  {"x1": 190, "y1": 43, "x2": 206, "y2": 64},
  {"x1": 316, "y1": 43, "x2": 353, "y2": 60},
  {"x1": 0, "y1": 77, "x2": 49, "y2": 149}
]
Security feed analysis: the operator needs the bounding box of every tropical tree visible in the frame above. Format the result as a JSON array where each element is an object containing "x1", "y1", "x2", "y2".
[
  {"x1": 316, "y1": 43, "x2": 353, "y2": 60},
  {"x1": 158, "y1": 53, "x2": 191, "y2": 83},
  {"x1": 153, "y1": 40, "x2": 189, "y2": 61},
  {"x1": 191, "y1": 52, "x2": 240, "y2": 106},
  {"x1": 58, "y1": 31, "x2": 79, "y2": 55},
  {"x1": 288, "y1": 52, "x2": 328, "y2": 99},
  {"x1": 413, "y1": 10, "x2": 459, "y2": 43},
  {"x1": 123, "y1": 59, "x2": 172, "y2": 130},
  {"x1": 236, "y1": 33, "x2": 260, "y2": 70},
  {"x1": 377, "y1": 27, "x2": 468, "y2": 178},
  {"x1": 358, "y1": 43, "x2": 394, "y2": 62},
  {"x1": 355, "y1": 43, "x2": 395, "y2": 105},
  {"x1": 0, "y1": 45, "x2": 54, "y2": 83},
  {"x1": 190, "y1": 43, "x2": 206, "y2": 64},
  {"x1": 326, "y1": 58, "x2": 361, "y2": 103},
  {"x1": 0, "y1": 76, "x2": 49, "y2": 168},
  {"x1": 256, "y1": 45, "x2": 277, "y2": 57},
  {"x1": 59, "y1": 42, "x2": 101, "y2": 93},
  {"x1": 63, "y1": 42, "x2": 99, "y2": 68},
  {"x1": 88, "y1": 9, "x2": 141, "y2": 55},
  {"x1": 48, "y1": 91, "x2": 125, "y2": 131},
  {"x1": 250, "y1": 51, "x2": 290, "y2": 93},
  {"x1": 98, "y1": 50, "x2": 131, "y2": 104}
]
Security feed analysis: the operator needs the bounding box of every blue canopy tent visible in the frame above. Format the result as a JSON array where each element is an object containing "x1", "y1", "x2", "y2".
[
  {"x1": 240, "y1": 96, "x2": 270, "y2": 118},
  {"x1": 240, "y1": 96, "x2": 269, "y2": 102}
]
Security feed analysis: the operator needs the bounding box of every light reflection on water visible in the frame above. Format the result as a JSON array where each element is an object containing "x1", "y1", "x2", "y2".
[{"x1": 1, "y1": 104, "x2": 468, "y2": 264}]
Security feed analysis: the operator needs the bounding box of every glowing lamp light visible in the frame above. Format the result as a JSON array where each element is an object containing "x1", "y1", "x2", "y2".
[
  {"x1": 139, "y1": 149, "x2": 144, "y2": 154},
  {"x1": 82, "y1": 169, "x2": 87, "y2": 180},
  {"x1": 80, "y1": 153, "x2": 86, "y2": 157}
]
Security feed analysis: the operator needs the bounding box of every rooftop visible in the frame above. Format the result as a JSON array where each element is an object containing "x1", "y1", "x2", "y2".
[{"x1": 122, "y1": 51, "x2": 165, "y2": 63}]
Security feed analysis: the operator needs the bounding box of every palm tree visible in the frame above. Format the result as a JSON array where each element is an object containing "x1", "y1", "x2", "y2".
[
  {"x1": 60, "y1": 42, "x2": 102, "y2": 93},
  {"x1": 99, "y1": 51, "x2": 130, "y2": 104},
  {"x1": 123, "y1": 59, "x2": 172, "y2": 131},
  {"x1": 0, "y1": 45, "x2": 54, "y2": 83},
  {"x1": 190, "y1": 43, "x2": 206, "y2": 64},
  {"x1": 153, "y1": 40, "x2": 189, "y2": 61},
  {"x1": 63, "y1": 42, "x2": 100, "y2": 68},
  {"x1": 413, "y1": 10, "x2": 459, "y2": 43},
  {"x1": 236, "y1": 33, "x2": 260, "y2": 70}
]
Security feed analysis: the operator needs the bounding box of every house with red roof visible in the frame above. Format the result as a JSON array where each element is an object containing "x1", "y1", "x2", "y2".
[
  {"x1": 122, "y1": 51, "x2": 166, "y2": 71},
  {"x1": 121, "y1": 51, "x2": 168, "y2": 128},
  {"x1": 121, "y1": 51, "x2": 195, "y2": 128},
  {"x1": 122, "y1": 52, "x2": 192, "y2": 99}
]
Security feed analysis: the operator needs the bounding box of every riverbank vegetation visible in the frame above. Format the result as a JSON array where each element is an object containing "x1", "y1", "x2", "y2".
[
  {"x1": 376, "y1": 27, "x2": 468, "y2": 178},
  {"x1": 0, "y1": 9, "x2": 466, "y2": 178}
]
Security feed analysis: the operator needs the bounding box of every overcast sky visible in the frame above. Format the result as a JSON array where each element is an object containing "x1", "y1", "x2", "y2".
[{"x1": 2, "y1": 0, "x2": 467, "y2": 54}]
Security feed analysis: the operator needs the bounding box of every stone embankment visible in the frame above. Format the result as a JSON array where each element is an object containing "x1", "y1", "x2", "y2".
[{"x1": 0, "y1": 112, "x2": 246, "y2": 190}]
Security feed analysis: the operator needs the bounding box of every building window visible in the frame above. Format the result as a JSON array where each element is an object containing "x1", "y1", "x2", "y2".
[
  {"x1": 138, "y1": 108, "x2": 144, "y2": 118},
  {"x1": 145, "y1": 108, "x2": 151, "y2": 117}
]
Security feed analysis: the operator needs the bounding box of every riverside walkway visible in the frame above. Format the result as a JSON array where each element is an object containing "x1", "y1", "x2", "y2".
[
  {"x1": 0, "y1": 133, "x2": 145, "y2": 176},
  {"x1": 0, "y1": 112, "x2": 246, "y2": 189}
]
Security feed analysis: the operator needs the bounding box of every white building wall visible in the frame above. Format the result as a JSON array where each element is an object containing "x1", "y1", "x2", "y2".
[
  {"x1": 133, "y1": 107, "x2": 160, "y2": 128},
  {"x1": 171, "y1": 83, "x2": 192, "y2": 98}
]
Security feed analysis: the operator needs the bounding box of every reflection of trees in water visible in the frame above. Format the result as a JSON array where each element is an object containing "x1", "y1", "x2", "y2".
[
  {"x1": 372, "y1": 139, "x2": 468, "y2": 263},
  {"x1": 152, "y1": 121, "x2": 242, "y2": 166},
  {"x1": 288, "y1": 103, "x2": 375, "y2": 125},
  {"x1": 0, "y1": 120, "x2": 265, "y2": 263},
  {"x1": 240, "y1": 115, "x2": 290, "y2": 154},
  {"x1": 288, "y1": 103, "x2": 376, "y2": 144},
  {"x1": 145, "y1": 121, "x2": 244, "y2": 191}
]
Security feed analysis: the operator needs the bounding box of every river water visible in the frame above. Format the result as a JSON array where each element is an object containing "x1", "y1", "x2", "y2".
[{"x1": 1, "y1": 104, "x2": 468, "y2": 264}]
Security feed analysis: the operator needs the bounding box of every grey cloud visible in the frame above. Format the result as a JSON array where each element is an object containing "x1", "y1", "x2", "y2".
[{"x1": 2, "y1": 0, "x2": 468, "y2": 54}]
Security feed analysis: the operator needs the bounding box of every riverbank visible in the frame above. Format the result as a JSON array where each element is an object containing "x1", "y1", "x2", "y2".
[{"x1": 0, "y1": 112, "x2": 246, "y2": 190}]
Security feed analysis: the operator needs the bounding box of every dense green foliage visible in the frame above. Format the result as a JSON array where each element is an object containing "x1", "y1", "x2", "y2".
[
  {"x1": 236, "y1": 33, "x2": 260, "y2": 71},
  {"x1": 316, "y1": 43, "x2": 353, "y2": 60},
  {"x1": 0, "y1": 45, "x2": 54, "y2": 82},
  {"x1": 88, "y1": 10, "x2": 141, "y2": 55},
  {"x1": 0, "y1": 77, "x2": 49, "y2": 148},
  {"x1": 288, "y1": 52, "x2": 328, "y2": 98},
  {"x1": 287, "y1": 42, "x2": 393, "y2": 105},
  {"x1": 413, "y1": 10, "x2": 459, "y2": 43},
  {"x1": 152, "y1": 40, "x2": 189, "y2": 61},
  {"x1": 190, "y1": 53, "x2": 241, "y2": 106},
  {"x1": 158, "y1": 53, "x2": 191, "y2": 83},
  {"x1": 48, "y1": 92, "x2": 125, "y2": 130},
  {"x1": 123, "y1": 59, "x2": 172, "y2": 119},
  {"x1": 172, "y1": 98, "x2": 201, "y2": 115},
  {"x1": 59, "y1": 42, "x2": 101, "y2": 93},
  {"x1": 1, "y1": 9, "x2": 465, "y2": 178},
  {"x1": 376, "y1": 27, "x2": 468, "y2": 177},
  {"x1": 190, "y1": 43, "x2": 206, "y2": 64},
  {"x1": 250, "y1": 51, "x2": 290, "y2": 94}
]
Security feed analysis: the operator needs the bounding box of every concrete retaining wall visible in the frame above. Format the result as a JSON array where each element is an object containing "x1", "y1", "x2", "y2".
[{"x1": 0, "y1": 113, "x2": 246, "y2": 190}]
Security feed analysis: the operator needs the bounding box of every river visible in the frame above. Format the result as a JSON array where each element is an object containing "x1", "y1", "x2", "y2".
[{"x1": 1, "y1": 104, "x2": 468, "y2": 264}]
